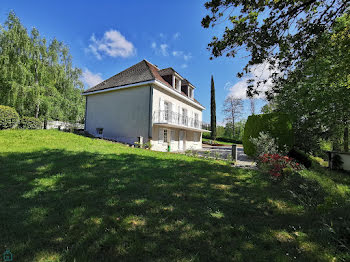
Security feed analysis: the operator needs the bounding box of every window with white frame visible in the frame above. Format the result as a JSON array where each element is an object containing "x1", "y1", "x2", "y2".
[
  {"x1": 182, "y1": 108, "x2": 187, "y2": 125},
  {"x1": 171, "y1": 130, "x2": 175, "y2": 142},
  {"x1": 194, "y1": 113, "x2": 199, "y2": 128},
  {"x1": 164, "y1": 101, "x2": 169, "y2": 121},
  {"x1": 163, "y1": 129, "x2": 168, "y2": 143}
]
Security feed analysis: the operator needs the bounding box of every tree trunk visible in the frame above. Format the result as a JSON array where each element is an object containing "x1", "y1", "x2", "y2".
[
  {"x1": 232, "y1": 118, "x2": 235, "y2": 137},
  {"x1": 35, "y1": 101, "x2": 40, "y2": 118}
]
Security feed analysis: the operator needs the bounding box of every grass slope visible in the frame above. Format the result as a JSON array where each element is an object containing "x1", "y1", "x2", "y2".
[{"x1": 0, "y1": 130, "x2": 349, "y2": 262}]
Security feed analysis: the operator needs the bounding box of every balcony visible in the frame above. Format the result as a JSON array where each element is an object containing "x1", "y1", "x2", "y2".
[{"x1": 153, "y1": 110, "x2": 208, "y2": 132}]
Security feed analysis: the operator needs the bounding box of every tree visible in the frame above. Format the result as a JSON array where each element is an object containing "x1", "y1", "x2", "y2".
[
  {"x1": 249, "y1": 98, "x2": 255, "y2": 115},
  {"x1": 210, "y1": 75, "x2": 217, "y2": 139},
  {"x1": 274, "y1": 14, "x2": 350, "y2": 152},
  {"x1": 0, "y1": 11, "x2": 84, "y2": 122},
  {"x1": 202, "y1": 0, "x2": 349, "y2": 97},
  {"x1": 223, "y1": 95, "x2": 243, "y2": 136}
]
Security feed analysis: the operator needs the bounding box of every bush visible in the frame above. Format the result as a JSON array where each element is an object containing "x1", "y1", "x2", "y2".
[
  {"x1": 288, "y1": 148, "x2": 312, "y2": 168},
  {"x1": 243, "y1": 113, "x2": 294, "y2": 156},
  {"x1": 19, "y1": 116, "x2": 42, "y2": 129},
  {"x1": 0, "y1": 105, "x2": 19, "y2": 130},
  {"x1": 202, "y1": 133, "x2": 242, "y2": 144},
  {"x1": 258, "y1": 153, "x2": 303, "y2": 178},
  {"x1": 250, "y1": 132, "x2": 279, "y2": 157}
]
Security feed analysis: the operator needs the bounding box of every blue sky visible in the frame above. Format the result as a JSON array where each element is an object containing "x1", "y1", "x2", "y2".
[{"x1": 0, "y1": 0, "x2": 267, "y2": 124}]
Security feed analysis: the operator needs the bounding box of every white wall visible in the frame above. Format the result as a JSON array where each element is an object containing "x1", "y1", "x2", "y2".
[
  {"x1": 152, "y1": 85, "x2": 203, "y2": 122},
  {"x1": 151, "y1": 125, "x2": 202, "y2": 152},
  {"x1": 339, "y1": 153, "x2": 350, "y2": 171},
  {"x1": 85, "y1": 85, "x2": 151, "y2": 144},
  {"x1": 151, "y1": 85, "x2": 203, "y2": 152}
]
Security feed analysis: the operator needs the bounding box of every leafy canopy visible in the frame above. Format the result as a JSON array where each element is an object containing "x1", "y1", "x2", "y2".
[
  {"x1": 202, "y1": 0, "x2": 349, "y2": 96},
  {"x1": 0, "y1": 11, "x2": 84, "y2": 122}
]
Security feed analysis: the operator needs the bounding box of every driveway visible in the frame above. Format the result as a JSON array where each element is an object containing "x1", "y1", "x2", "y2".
[{"x1": 195, "y1": 144, "x2": 256, "y2": 168}]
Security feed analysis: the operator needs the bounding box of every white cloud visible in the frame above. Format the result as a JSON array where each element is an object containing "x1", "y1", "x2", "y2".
[
  {"x1": 183, "y1": 53, "x2": 192, "y2": 61},
  {"x1": 173, "y1": 32, "x2": 180, "y2": 39},
  {"x1": 172, "y1": 50, "x2": 183, "y2": 57},
  {"x1": 181, "y1": 64, "x2": 188, "y2": 69},
  {"x1": 81, "y1": 69, "x2": 103, "y2": 88},
  {"x1": 151, "y1": 42, "x2": 169, "y2": 56},
  {"x1": 226, "y1": 62, "x2": 278, "y2": 99},
  {"x1": 87, "y1": 30, "x2": 135, "y2": 59},
  {"x1": 160, "y1": 44, "x2": 169, "y2": 56}
]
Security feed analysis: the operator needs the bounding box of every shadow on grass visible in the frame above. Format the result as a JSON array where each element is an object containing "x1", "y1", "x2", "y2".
[{"x1": 0, "y1": 149, "x2": 347, "y2": 261}]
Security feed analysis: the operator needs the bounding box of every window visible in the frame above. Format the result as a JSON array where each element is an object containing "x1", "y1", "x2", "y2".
[
  {"x1": 182, "y1": 108, "x2": 187, "y2": 125},
  {"x1": 189, "y1": 88, "x2": 193, "y2": 98},
  {"x1": 96, "y1": 128, "x2": 103, "y2": 135},
  {"x1": 194, "y1": 132, "x2": 200, "y2": 142},
  {"x1": 171, "y1": 130, "x2": 175, "y2": 142},
  {"x1": 194, "y1": 113, "x2": 199, "y2": 128},
  {"x1": 164, "y1": 101, "x2": 169, "y2": 121},
  {"x1": 163, "y1": 129, "x2": 168, "y2": 143}
]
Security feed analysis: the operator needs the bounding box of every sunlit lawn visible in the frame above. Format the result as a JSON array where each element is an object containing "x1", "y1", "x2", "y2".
[{"x1": 0, "y1": 130, "x2": 349, "y2": 261}]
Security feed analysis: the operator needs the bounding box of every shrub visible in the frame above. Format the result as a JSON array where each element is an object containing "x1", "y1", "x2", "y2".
[
  {"x1": 19, "y1": 116, "x2": 42, "y2": 129},
  {"x1": 202, "y1": 133, "x2": 242, "y2": 144},
  {"x1": 288, "y1": 148, "x2": 312, "y2": 168},
  {"x1": 0, "y1": 105, "x2": 19, "y2": 130},
  {"x1": 258, "y1": 153, "x2": 303, "y2": 178},
  {"x1": 250, "y1": 131, "x2": 279, "y2": 157},
  {"x1": 243, "y1": 113, "x2": 294, "y2": 156}
]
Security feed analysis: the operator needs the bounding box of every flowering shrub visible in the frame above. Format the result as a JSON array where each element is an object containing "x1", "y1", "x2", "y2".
[{"x1": 258, "y1": 153, "x2": 303, "y2": 178}]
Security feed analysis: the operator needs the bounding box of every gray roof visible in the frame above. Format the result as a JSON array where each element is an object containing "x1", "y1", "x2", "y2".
[{"x1": 83, "y1": 60, "x2": 202, "y2": 106}]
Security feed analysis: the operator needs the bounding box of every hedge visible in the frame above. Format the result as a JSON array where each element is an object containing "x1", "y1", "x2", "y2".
[
  {"x1": 202, "y1": 132, "x2": 242, "y2": 144},
  {"x1": 243, "y1": 113, "x2": 294, "y2": 156},
  {"x1": 0, "y1": 105, "x2": 19, "y2": 130},
  {"x1": 19, "y1": 116, "x2": 42, "y2": 129}
]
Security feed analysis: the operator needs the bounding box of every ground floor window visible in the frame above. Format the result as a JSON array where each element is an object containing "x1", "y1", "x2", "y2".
[
  {"x1": 163, "y1": 129, "x2": 168, "y2": 143},
  {"x1": 194, "y1": 132, "x2": 200, "y2": 142},
  {"x1": 171, "y1": 130, "x2": 175, "y2": 142}
]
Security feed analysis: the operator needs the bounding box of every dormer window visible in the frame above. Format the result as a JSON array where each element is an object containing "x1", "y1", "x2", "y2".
[
  {"x1": 189, "y1": 88, "x2": 193, "y2": 99},
  {"x1": 175, "y1": 77, "x2": 181, "y2": 92}
]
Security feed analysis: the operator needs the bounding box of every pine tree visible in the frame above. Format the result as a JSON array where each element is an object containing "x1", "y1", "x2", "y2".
[{"x1": 210, "y1": 75, "x2": 216, "y2": 139}]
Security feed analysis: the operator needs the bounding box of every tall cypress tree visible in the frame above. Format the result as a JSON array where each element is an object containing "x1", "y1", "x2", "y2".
[{"x1": 210, "y1": 75, "x2": 216, "y2": 139}]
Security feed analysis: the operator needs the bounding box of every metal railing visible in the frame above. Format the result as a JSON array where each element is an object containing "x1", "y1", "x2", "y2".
[{"x1": 153, "y1": 110, "x2": 203, "y2": 129}]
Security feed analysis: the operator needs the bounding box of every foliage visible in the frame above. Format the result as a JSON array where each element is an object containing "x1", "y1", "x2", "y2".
[
  {"x1": 210, "y1": 75, "x2": 216, "y2": 139},
  {"x1": 202, "y1": 132, "x2": 242, "y2": 144},
  {"x1": 258, "y1": 153, "x2": 303, "y2": 178},
  {"x1": 288, "y1": 148, "x2": 312, "y2": 169},
  {"x1": 19, "y1": 116, "x2": 42, "y2": 129},
  {"x1": 0, "y1": 105, "x2": 19, "y2": 129},
  {"x1": 201, "y1": 0, "x2": 348, "y2": 96},
  {"x1": 224, "y1": 120, "x2": 245, "y2": 141},
  {"x1": 243, "y1": 113, "x2": 294, "y2": 156},
  {"x1": 274, "y1": 14, "x2": 350, "y2": 153},
  {"x1": 250, "y1": 131, "x2": 279, "y2": 157},
  {"x1": 0, "y1": 12, "x2": 84, "y2": 122},
  {"x1": 0, "y1": 130, "x2": 349, "y2": 261}
]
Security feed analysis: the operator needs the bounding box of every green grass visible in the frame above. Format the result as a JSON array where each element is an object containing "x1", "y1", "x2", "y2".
[{"x1": 0, "y1": 130, "x2": 349, "y2": 261}]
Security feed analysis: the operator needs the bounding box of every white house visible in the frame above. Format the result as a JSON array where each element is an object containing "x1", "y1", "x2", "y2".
[{"x1": 82, "y1": 60, "x2": 208, "y2": 152}]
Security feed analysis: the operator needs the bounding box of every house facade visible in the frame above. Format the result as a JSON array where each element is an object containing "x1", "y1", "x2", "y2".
[{"x1": 82, "y1": 60, "x2": 208, "y2": 152}]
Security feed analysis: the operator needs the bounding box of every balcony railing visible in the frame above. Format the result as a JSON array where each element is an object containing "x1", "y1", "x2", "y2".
[{"x1": 153, "y1": 110, "x2": 203, "y2": 129}]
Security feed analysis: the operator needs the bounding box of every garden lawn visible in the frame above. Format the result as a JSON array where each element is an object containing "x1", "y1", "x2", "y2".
[{"x1": 0, "y1": 130, "x2": 349, "y2": 262}]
